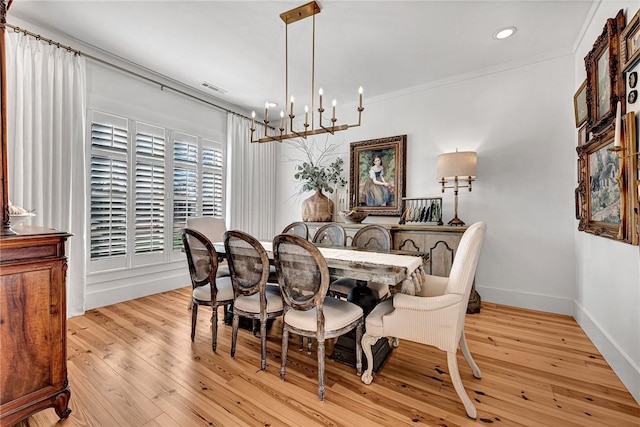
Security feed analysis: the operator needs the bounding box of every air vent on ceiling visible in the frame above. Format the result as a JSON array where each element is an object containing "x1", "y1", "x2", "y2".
[{"x1": 201, "y1": 81, "x2": 228, "y2": 95}]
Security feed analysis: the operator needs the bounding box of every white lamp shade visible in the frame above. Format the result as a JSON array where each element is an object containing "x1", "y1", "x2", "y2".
[{"x1": 437, "y1": 151, "x2": 477, "y2": 180}]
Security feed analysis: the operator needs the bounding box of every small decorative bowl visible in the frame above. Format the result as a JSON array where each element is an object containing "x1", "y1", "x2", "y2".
[
  {"x1": 9, "y1": 212, "x2": 36, "y2": 226},
  {"x1": 339, "y1": 210, "x2": 368, "y2": 224}
]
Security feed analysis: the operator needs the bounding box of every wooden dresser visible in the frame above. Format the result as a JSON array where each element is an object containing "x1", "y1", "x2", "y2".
[
  {"x1": 306, "y1": 222, "x2": 481, "y2": 313},
  {"x1": 0, "y1": 225, "x2": 72, "y2": 426}
]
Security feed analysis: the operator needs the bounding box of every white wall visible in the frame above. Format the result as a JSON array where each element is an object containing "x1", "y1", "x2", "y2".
[
  {"x1": 572, "y1": 0, "x2": 640, "y2": 405},
  {"x1": 278, "y1": 54, "x2": 578, "y2": 314}
]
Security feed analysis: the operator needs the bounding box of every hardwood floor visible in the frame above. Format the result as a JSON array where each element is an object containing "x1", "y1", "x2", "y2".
[{"x1": 15, "y1": 287, "x2": 640, "y2": 427}]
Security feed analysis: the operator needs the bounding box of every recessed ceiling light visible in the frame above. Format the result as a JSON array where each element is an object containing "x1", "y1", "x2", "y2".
[{"x1": 493, "y1": 26, "x2": 517, "y2": 40}]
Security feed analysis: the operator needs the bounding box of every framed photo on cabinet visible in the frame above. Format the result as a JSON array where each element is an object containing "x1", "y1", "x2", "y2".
[{"x1": 585, "y1": 9, "x2": 626, "y2": 133}]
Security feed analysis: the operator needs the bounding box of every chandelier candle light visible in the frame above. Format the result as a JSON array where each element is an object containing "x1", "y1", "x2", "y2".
[
  {"x1": 250, "y1": 1, "x2": 364, "y2": 143},
  {"x1": 437, "y1": 150, "x2": 477, "y2": 226}
]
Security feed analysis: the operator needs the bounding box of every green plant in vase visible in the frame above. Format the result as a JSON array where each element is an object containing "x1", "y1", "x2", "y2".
[{"x1": 289, "y1": 137, "x2": 347, "y2": 222}]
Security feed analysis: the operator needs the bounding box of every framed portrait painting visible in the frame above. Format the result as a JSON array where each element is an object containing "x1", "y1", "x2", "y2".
[
  {"x1": 349, "y1": 135, "x2": 407, "y2": 216},
  {"x1": 576, "y1": 111, "x2": 638, "y2": 245},
  {"x1": 585, "y1": 9, "x2": 625, "y2": 133}
]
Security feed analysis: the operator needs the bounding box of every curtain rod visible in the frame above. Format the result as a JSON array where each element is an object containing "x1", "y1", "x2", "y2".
[{"x1": 3, "y1": 22, "x2": 264, "y2": 125}]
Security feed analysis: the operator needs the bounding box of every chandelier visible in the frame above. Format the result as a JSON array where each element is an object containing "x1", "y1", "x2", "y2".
[{"x1": 250, "y1": 1, "x2": 364, "y2": 143}]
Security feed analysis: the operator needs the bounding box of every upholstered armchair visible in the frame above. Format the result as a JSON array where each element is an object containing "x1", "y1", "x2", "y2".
[{"x1": 360, "y1": 221, "x2": 487, "y2": 419}]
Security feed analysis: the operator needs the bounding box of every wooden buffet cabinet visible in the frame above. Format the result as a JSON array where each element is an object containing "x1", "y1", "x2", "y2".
[
  {"x1": 0, "y1": 225, "x2": 72, "y2": 426},
  {"x1": 306, "y1": 222, "x2": 481, "y2": 313}
]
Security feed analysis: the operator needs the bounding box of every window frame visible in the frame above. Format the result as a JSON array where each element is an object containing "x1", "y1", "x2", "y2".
[{"x1": 87, "y1": 110, "x2": 226, "y2": 274}]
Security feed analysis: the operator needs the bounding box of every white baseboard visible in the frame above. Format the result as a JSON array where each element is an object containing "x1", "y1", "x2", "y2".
[
  {"x1": 84, "y1": 270, "x2": 190, "y2": 311},
  {"x1": 476, "y1": 285, "x2": 574, "y2": 315},
  {"x1": 574, "y1": 302, "x2": 640, "y2": 405}
]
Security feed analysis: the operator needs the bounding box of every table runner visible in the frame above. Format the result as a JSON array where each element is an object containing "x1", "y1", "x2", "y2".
[{"x1": 258, "y1": 241, "x2": 426, "y2": 295}]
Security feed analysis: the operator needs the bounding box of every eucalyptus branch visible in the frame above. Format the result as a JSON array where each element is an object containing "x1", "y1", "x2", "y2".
[{"x1": 286, "y1": 136, "x2": 348, "y2": 195}]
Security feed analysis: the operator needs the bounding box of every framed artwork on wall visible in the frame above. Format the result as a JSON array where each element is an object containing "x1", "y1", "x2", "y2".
[
  {"x1": 574, "y1": 80, "x2": 588, "y2": 127},
  {"x1": 349, "y1": 134, "x2": 407, "y2": 216},
  {"x1": 576, "y1": 111, "x2": 638, "y2": 245},
  {"x1": 578, "y1": 123, "x2": 588, "y2": 146},
  {"x1": 584, "y1": 9, "x2": 626, "y2": 133},
  {"x1": 620, "y1": 8, "x2": 640, "y2": 72}
]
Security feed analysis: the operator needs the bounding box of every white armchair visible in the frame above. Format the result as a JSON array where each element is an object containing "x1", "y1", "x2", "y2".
[{"x1": 360, "y1": 221, "x2": 487, "y2": 419}]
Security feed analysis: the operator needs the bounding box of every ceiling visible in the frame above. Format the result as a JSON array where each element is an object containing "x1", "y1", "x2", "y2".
[{"x1": 8, "y1": 1, "x2": 595, "y2": 116}]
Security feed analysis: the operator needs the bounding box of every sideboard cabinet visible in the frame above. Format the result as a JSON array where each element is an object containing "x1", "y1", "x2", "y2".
[
  {"x1": 305, "y1": 222, "x2": 481, "y2": 313},
  {"x1": 0, "y1": 225, "x2": 72, "y2": 426}
]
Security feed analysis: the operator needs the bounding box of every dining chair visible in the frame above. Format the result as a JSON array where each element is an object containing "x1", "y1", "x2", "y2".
[
  {"x1": 311, "y1": 222, "x2": 346, "y2": 247},
  {"x1": 273, "y1": 233, "x2": 364, "y2": 401},
  {"x1": 360, "y1": 222, "x2": 487, "y2": 419},
  {"x1": 329, "y1": 224, "x2": 392, "y2": 301},
  {"x1": 224, "y1": 230, "x2": 284, "y2": 370},
  {"x1": 186, "y1": 216, "x2": 230, "y2": 277},
  {"x1": 282, "y1": 221, "x2": 309, "y2": 240},
  {"x1": 182, "y1": 228, "x2": 234, "y2": 352},
  {"x1": 269, "y1": 222, "x2": 311, "y2": 282}
]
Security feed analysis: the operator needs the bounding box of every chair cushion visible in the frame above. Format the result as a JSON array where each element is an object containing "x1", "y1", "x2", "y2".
[
  {"x1": 192, "y1": 276, "x2": 234, "y2": 303},
  {"x1": 284, "y1": 297, "x2": 363, "y2": 332},
  {"x1": 364, "y1": 299, "x2": 394, "y2": 337},
  {"x1": 330, "y1": 277, "x2": 389, "y2": 299},
  {"x1": 234, "y1": 285, "x2": 283, "y2": 314}
]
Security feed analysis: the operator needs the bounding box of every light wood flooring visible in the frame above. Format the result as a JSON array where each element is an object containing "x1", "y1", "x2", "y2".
[{"x1": 15, "y1": 287, "x2": 640, "y2": 427}]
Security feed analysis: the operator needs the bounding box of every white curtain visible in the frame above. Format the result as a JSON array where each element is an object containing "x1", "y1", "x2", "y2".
[
  {"x1": 226, "y1": 114, "x2": 276, "y2": 240},
  {"x1": 6, "y1": 31, "x2": 87, "y2": 317}
]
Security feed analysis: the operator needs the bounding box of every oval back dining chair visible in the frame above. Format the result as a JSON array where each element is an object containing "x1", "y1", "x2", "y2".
[
  {"x1": 360, "y1": 222, "x2": 487, "y2": 419},
  {"x1": 269, "y1": 222, "x2": 311, "y2": 283},
  {"x1": 182, "y1": 228, "x2": 234, "y2": 352},
  {"x1": 224, "y1": 230, "x2": 283, "y2": 370},
  {"x1": 311, "y1": 223, "x2": 346, "y2": 247},
  {"x1": 282, "y1": 221, "x2": 309, "y2": 240},
  {"x1": 329, "y1": 224, "x2": 393, "y2": 300},
  {"x1": 186, "y1": 216, "x2": 230, "y2": 277},
  {"x1": 273, "y1": 233, "x2": 364, "y2": 401}
]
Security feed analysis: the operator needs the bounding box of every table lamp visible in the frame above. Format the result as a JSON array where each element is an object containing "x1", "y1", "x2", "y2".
[{"x1": 437, "y1": 150, "x2": 477, "y2": 226}]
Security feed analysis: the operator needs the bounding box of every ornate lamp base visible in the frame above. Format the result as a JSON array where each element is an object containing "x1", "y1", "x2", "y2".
[{"x1": 447, "y1": 215, "x2": 466, "y2": 226}]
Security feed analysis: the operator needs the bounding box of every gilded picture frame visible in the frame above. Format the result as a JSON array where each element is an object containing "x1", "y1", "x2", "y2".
[
  {"x1": 620, "y1": 8, "x2": 640, "y2": 72},
  {"x1": 574, "y1": 80, "x2": 588, "y2": 127},
  {"x1": 349, "y1": 135, "x2": 407, "y2": 216},
  {"x1": 578, "y1": 123, "x2": 588, "y2": 146},
  {"x1": 576, "y1": 111, "x2": 638, "y2": 244},
  {"x1": 585, "y1": 9, "x2": 626, "y2": 133}
]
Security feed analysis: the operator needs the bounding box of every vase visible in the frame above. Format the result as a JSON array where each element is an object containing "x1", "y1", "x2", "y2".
[{"x1": 301, "y1": 188, "x2": 334, "y2": 222}]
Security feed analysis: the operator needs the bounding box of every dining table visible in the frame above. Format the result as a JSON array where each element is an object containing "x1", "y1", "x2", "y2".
[
  {"x1": 213, "y1": 239, "x2": 428, "y2": 372},
  {"x1": 213, "y1": 240, "x2": 428, "y2": 296}
]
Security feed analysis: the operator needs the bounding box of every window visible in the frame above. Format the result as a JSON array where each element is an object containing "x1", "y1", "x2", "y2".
[
  {"x1": 171, "y1": 133, "x2": 225, "y2": 250},
  {"x1": 88, "y1": 110, "x2": 225, "y2": 272}
]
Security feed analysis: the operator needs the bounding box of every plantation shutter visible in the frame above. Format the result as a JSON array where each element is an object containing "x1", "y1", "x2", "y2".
[
  {"x1": 202, "y1": 142, "x2": 224, "y2": 218},
  {"x1": 89, "y1": 112, "x2": 128, "y2": 260},
  {"x1": 173, "y1": 133, "x2": 199, "y2": 249},
  {"x1": 134, "y1": 124, "x2": 166, "y2": 254}
]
